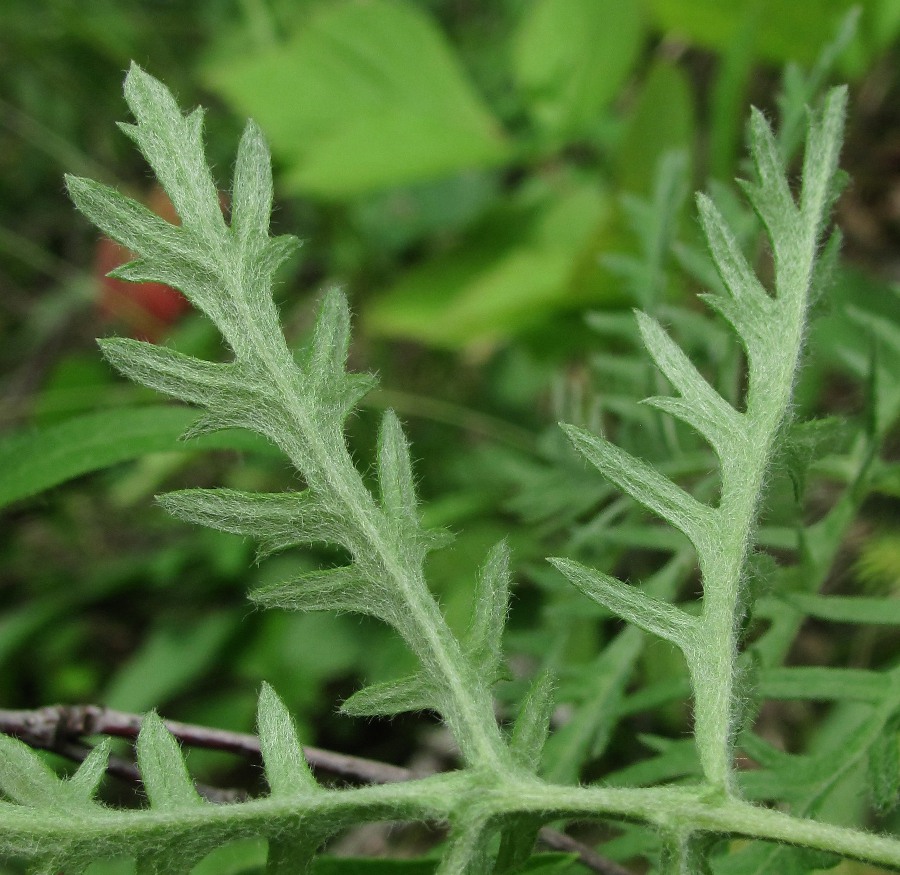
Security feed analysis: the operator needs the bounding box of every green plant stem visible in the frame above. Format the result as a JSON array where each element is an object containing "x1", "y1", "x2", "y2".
[
  {"x1": 186, "y1": 234, "x2": 510, "y2": 772},
  {"x1": 262, "y1": 357, "x2": 508, "y2": 772},
  {"x1": 7, "y1": 775, "x2": 900, "y2": 870},
  {"x1": 329, "y1": 454, "x2": 508, "y2": 772},
  {"x1": 690, "y1": 214, "x2": 819, "y2": 794}
]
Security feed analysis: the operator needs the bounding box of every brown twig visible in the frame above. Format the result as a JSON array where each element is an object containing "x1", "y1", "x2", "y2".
[
  {"x1": 0, "y1": 704, "x2": 410, "y2": 784},
  {"x1": 0, "y1": 705, "x2": 632, "y2": 874}
]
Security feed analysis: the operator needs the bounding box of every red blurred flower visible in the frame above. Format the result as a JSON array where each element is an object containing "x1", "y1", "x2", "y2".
[{"x1": 94, "y1": 185, "x2": 191, "y2": 342}]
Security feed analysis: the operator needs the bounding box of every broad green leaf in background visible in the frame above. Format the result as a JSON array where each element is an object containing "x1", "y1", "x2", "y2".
[
  {"x1": 617, "y1": 59, "x2": 696, "y2": 197},
  {"x1": 513, "y1": 0, "x2": 644, "y2": 140},
  {"x1": 204, "y1": 0, "x2": 509, "y2": 197}
]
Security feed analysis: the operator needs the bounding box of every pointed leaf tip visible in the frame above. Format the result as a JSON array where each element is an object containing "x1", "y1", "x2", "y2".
[
  {"x1": 510, "y1": 670, "x2": 555, "y2": 772},
  {"x1": 341, "y1": 672, "x2": 436, "y2": 717},
  {"x1": 466, "y1": 540, "x2": 511, "y2": 676},
  {"x1": 258, "y1": 682, "x2": 318, "y2": 797},
  {"x1": 232, "y1": 118, "x2": 274, "y2": 241},
  {"x1": 308, "y1": 288, "x2": 352, "y2": 382},
  {"x1": 68, "y1": 738, "x2": 111, "y2": 802},
  {"x1": 137, "y1": 711, "x2": 203, "y2": 810},
  {"x1": 378, "y1": 409, "x2": 418, "y2": 528}
]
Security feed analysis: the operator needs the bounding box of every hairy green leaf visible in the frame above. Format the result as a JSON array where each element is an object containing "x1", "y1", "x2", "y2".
[
  {"x1": 509, "y1": 670, "x2": 555, "y2": 773},
  {"x1": 159, "y1": 488, "x2": 348, "y2": 559},
  {"x1": 636, "y1": 309, "x2": 741, "y2": 454},
  {"x1": 560, "y1": 423, "x2": 716, "y2": 556},
  {"x1": 550, "y1": 558, "x2": 697, "y2": 653},
  {"x1": 0, "y1": 734, "x2": 97, "y2": 811},
  {"x1": 251, "y1": 566, "x2": 378, "y2": 618},
  {"x1": 340, "y1": 673, "x2": 436, "y2": 717},
  {"x1": 465, "y1": 541, "x2": 511, "y2": 676},
  {"x1": 10, "y1": 57, "x2": 894, "y2": 875},
  {"x1": 67, "y1": 739, "x2": 112, "y2": 802},
  {"x1": 378, "y1": 409, "x2": 420, "y2": 535}
]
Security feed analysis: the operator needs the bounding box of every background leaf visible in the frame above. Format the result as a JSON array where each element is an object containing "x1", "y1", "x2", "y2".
[
  {"x1": 204, "y1": 0, "x2": 509, "y2": 197},
  {"x1": 0, "y1": 404, "x2": 277, "y2": 509},
  {"x1": 513, "y1": 0, "x2": 643, "y2": 139}
]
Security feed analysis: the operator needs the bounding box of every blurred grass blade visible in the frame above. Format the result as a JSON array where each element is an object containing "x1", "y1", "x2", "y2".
[
  {"x1": 0, "y1": 405, "x2": 195, "y2": 508},
  {"x1": 759, "y1": 667, "x2": 888, "y2": 703},
  {"x1": 778, "y1": 593, "x2": 900, "y2": 626},
  {"x1": 0, "y1": 405, "x2": 282, "y2": 509}
]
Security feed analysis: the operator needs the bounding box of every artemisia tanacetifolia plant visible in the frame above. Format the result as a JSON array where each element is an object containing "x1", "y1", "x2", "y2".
[{"x1": 1, "y1": 64, "x2": 898, "y2": 874}]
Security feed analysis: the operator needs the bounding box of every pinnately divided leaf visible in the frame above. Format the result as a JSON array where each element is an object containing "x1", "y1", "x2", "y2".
[
  {"x1": 68, "y1": 63, "x2": 509, "y2": 772},
  {"x1": 558, "y1": 86, "x2": 849, "y2": 794},
  {"x1": 342, "y1": 539, "x2": 511, "y2": 718}
]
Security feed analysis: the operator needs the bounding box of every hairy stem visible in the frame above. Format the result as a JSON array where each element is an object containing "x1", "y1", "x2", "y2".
[
  {"x1": 688, "y1": 94, "x2": 843, "y2": 793},
  {"x1": 224, "y1": 261, "x2": 508, "y2": 772},
  {"x1": 282, "y1": 415, "x2": 508, "y2": 772},
  {"x1": 5, "y1": 774, "x2": 900, "y2": 870}
]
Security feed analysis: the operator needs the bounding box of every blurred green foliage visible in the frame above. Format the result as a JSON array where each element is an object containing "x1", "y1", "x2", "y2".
[{"x1": 1, "y1": 1, "x2": 900, "y2": 871}]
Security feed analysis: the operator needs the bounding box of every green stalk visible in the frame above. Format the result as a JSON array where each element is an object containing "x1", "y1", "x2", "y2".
[
  {"x1": 692, "y1": 263, "x2": 812, "y2": 792},
  {"x1": 6, "y1": 775, "x2": 900, "y2": 871},
  {"x1": 301, "y1": 440, "x2": 510, "y2": 771},
  {"x1": 243, "y1": 302, "x2": 509, "y2": 772}
]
